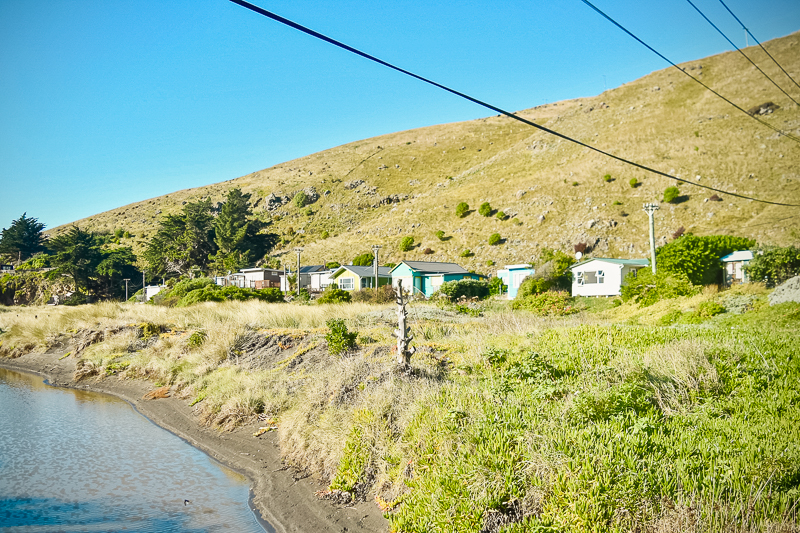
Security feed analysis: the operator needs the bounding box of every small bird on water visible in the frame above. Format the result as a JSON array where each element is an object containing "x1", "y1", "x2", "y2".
[{"x1": 184, "y1": 500, "x2": 191, "y2": 506}]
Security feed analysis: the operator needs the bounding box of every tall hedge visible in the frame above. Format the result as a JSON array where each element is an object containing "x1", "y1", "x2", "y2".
[{"x1": 657, "y1": 235, "x2": 755, "y2": 285}]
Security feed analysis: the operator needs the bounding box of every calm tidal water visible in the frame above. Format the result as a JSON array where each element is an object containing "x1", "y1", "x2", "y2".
[{"x1": 0, "y1": 368, "x2": 268, "y2": 533}]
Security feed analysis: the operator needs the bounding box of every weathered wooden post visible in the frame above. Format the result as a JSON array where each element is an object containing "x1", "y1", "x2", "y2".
[{"x1": 393, "y1": 279, "x2": 415, "y2": 369}]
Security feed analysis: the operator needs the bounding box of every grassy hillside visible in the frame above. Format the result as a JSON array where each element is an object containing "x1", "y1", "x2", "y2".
[{"x1": 53, "y1": 31, "x2": 800, "y2": 271}]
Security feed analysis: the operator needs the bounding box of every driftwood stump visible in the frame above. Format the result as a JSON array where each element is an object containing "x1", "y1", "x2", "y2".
[{"x1": 393, "y1": 279, "x2": 415, "y2": 369}]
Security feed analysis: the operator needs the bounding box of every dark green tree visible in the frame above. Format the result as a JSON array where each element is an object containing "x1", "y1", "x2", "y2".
[
  {"x1": 479, "y1": 202, "x2": 492, "y2": 217},
  {"x1": 49, "y1": 227, "x2": 103, "y2": 296},
  {"x1": 0, "y1": 213, "x2": 47, "y2": 261},
  {"x1": 95, "y1": 247, "x2": 139, "y2": 299},
  {"x1": 209, "y1": 188, "x2": 279, "y2": 274},
  {"x1": 144, "y1": 199, "x2": 217, "y2": 278}
]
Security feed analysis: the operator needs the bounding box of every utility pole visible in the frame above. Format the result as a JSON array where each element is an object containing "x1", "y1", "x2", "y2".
[
  {"x1": 123, "y1": 279, "x2": 130, "y2": 301},
  {"x1": 643, "y1": 203, "x2": 660, "y2": 274},
  {"x1": 294, "y1": 247, "x2": 303, "y2": 296},
  {"x1": 371, "y1": 244, "x2": 382, "y2": 290}
]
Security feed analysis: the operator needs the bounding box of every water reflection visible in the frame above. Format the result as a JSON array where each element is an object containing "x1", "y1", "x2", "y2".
[{"x1": 0, "y1": 368, "x2": 266, "y2": 532}]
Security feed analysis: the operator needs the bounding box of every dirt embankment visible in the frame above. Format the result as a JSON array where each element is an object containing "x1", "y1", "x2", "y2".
[{"x1": 0, "y1": 349, "x2": 388, "y2": 533}]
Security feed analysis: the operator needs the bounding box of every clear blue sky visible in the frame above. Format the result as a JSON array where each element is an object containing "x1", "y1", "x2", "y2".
[{"x1": 2, "y1": 0, "x2": 799, "y2": 230}]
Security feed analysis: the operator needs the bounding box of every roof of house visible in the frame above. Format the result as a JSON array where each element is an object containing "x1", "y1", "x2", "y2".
[
  {"x1": 571, "y1": 257, "x2": 650, "y2": 269},
  {"x1": 390, "y1": 261, "x2": 470, "y2": 275},
  {"x1": 332, "y1": 265, "x2": 392, "y2": 278},
  {"x1": 499, "y1": 264, "x2": 533, "y2": 271},
  {"x1": 298, "y1": 265, "x2": 326, "y2": 274},
  {"x1": 721, "y1": 250, "x2": 754, "y2": 262}
]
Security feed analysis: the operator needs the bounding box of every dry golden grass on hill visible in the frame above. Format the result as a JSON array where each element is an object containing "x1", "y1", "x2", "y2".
[{"x1": 52, "y1": 31, "x2": 800, "y2": 273}]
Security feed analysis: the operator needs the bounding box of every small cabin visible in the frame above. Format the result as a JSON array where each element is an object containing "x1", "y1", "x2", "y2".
[
  {"x1": 390, "y1": 261, "x2": 482, "y2": 298},
  {"x1": 721, "y1": 250, "x2": 753, "y2": 285},
  {"x1": 496, "y1": 264, "x2": 535, "y2": 298},
  {"x1": 571, "y1": 258, "x2": 649, "y2": 297}
]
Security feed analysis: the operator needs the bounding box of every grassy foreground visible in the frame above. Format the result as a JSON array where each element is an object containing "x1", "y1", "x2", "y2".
[{"x1": 1, "y1": 288, "x2": 798, "y2": 532}]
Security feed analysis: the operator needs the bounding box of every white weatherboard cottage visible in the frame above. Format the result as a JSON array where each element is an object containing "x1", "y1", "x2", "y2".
[{"x1": 570, "y1": 258, "x2": 649, "y2": 297}]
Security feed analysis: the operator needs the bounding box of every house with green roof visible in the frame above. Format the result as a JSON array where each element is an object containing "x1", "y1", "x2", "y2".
[
  {"x1": 570, "y1": 257, "x2": 649, "y2": 297},
  {"x1": 389, "y1": 261, "x2": 483, "y2": 298},
  {"x1": 330, "y1": 265, "x2": 392, "y2": 291}
]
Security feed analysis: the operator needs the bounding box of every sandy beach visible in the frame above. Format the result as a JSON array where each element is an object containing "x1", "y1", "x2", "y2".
[{"x1": 0, "y1": 350, "x2": 388, "y2": 533}]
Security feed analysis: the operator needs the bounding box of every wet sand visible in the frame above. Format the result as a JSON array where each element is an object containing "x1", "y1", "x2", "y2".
[{"x1": 0, "y1": 351, "x2": 388, "y2": 533}]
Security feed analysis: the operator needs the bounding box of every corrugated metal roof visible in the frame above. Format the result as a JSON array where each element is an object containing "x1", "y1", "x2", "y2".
[
  {"x1": 392, "y1": 261, "x2": 470, "y2": 274},
  {"x1": 721, "y1": 250, "x2": 754, "y2": 262},
  {"x1": 571, "y1": 257, "x2": 649, "y2": 269},
  {"x1": 298, "y1": 265, "x2": 326, "y2": 273}
]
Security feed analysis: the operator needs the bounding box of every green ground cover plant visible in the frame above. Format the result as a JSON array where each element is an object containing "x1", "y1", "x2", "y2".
[{"x1": 1, "y1": 290, "x2": 799, "y2": 532}]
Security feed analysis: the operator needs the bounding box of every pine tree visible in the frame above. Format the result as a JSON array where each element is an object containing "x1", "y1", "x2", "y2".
[
  {"x1": 144, "y1": 199, "x2": 217, "y2": 277},
  {"x1": 0, "y1": 213, "x2": 47, "y2": 261}
]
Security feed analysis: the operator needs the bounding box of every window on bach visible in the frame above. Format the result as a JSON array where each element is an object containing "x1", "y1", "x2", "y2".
[{"x1": 597, "y1": 270, "x2": 605, "y2": 284}]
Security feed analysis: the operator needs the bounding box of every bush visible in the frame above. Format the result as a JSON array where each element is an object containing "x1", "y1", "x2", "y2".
[
  {"x1": 16, "y1": 254, "x2": 51, "y2": 270},
  {"x1": 478, "y1": 202, "x2": 492, "y2": 217},
  {"x1": 620, "y1": 268, "x2": 699, "y2": 307},
  {"x1": 455, "y1": 202, "x2": 469, "y2": 218},
  {"x1": 663, "y1": 186, "x2": 680, "y2": 203},
  {"x1": 496, "y1": 211, "x2": 507, "y2": 221},
  {"x1": 488, "y1": 233, "x2": 502, "y2": 246},
  {"x1": 352, "y1": 253, "x2": 373, "y2": 266},
  {"x1": 399, "y1": 236, "x2": 415, "y2": 252},
  {"x1": 516, "y1": 276, "x2": 551, "y2": 298},
  {"x1": 746, "y1": 246, "x2": 800, "y2": 286},
  {"x1": 325, "y1": 318, "x2": 357, "y2": 356},
  {"x1": 321, "y1": 231, "x2": 330, "y2": 239},
  {"x1": 657, "y1": 235, "x2": 755, "y2": 285},
  {"x1": 176, "y1": 285, "x2": 284, "y2": 307},
  {"x1": 435, "y1": 230, "x2": 446, "y2": 241},
  {"x1": 629, "y1": 177, "x2": 639, "y2": 188},
  {"x1": 325, "y1": 261, "x2": 340, "y2": 269},
  {"x1": 293, "y1": 191, "x2": 308, "y2": 208},
  {"x1": 603, "y1": 174, "x2": 613, "y2": 182},
  {"x1": 697, "y1": 300, "x2": 726, "y2": 318},
  {"x1": 317, "y1": 287, "x2": 352, "y2": 304},
  {"x1": 511, "y1": 290, "x2": 577, "y2": 315},
  {"x1": 351, "y1": 284, "x2": 394, "y2": 304},
  {"x1": 536, "y1": 248, "x2": 576, "y2": 290},
  {"x1": 460, "y1": 250, "x2": 473, "y2": 258},
  {"x1": 488, "y1": 276, "x2": 506, "y2": 296},
  {"x1": 304, "y1": 207, "x2": 313, "y2": 216},
  {"x1": 486, "y1": 260, "x2": 495, "y2": 267},
  {"x1": 437, "y1": 279, "x2": 490, "y2": 300}
]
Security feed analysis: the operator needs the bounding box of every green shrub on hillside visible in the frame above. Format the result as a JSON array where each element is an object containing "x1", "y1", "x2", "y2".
[
  {"x1": 321, "y1": 230, "x2": 330, "y2": 239},
  {"x1": 460, "y1": 250, "x2": 473, "y2": 258},
  {"x1": 629, "y1": 177, "x2": 639, "y2": 188},
  {"x1": 663, "y1": 186, "x2": 680, "y2": 203},
  {"x1": 352, "y1": 253, "x2": 373, "y2": 266},
  {"x1": 620, "y1": 268, "x2": 699, "y2": 306},
  {"x1": 455, "y1": 202, "x2": 469, "y2": 218},
  {"x1": 746, "y1": 245, "x2": 800, "y2": 286},
  {"x1": 437, "y1": 279, "x2": 490, "y2": 300},
  {"x1": 495, "y1": 211, "x2": 507, "y2": 221},
  {"x1": 435, "y1": 230, "x2": 446, "y2": 241},
  {"x1": 697, "y1": 300, "x2": 726, "y2": 318},
  {"x1": 325, "y1": 261, "x2": 340, "y2": 269},
  {"x1": 603, "y1": 174, "x2": 613, "y2": 182},
  {"x1": 488, "y1": 233, "x2": 502, "y2": 246},
  {"x1": 399, "y1": 236, "x2": 415, "y2": 252},
  {"x1": 478, "y1": 202, "x2": 492, "y2": 217},
  {"x1": 325, "y1": 318, "x2": 357, "y2": 356},
  {"x1": 293, "y1": 191, "x2": 308, "y2": 208},
  {"x1": 16, "y1": 254, "x2": 51, "y2": 270}
]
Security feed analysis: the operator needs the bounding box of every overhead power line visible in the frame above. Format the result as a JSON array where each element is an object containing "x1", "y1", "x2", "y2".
[
  {"x1": 717, "y1": 0, "x2": 800, "y2": 93},
  {"x1": 579, "y1": 0, "x2": 800, "y2": 145},
  {"x1": 228, "y1": 0, "x2": 800, "y2": 207},
  {"x1": 684, "y1": 0, "x2": 799, "y2": 106}
]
